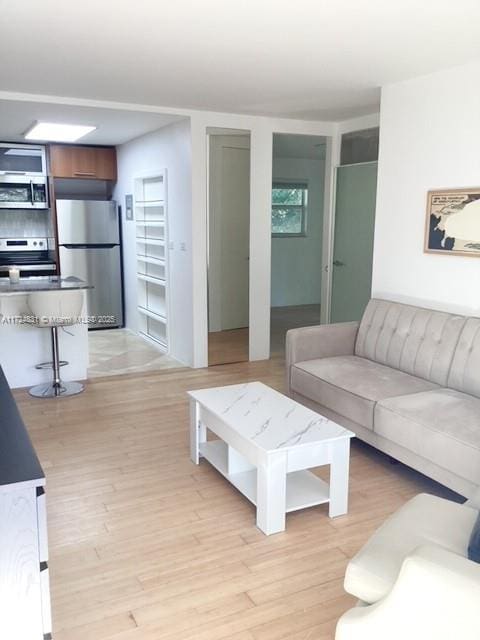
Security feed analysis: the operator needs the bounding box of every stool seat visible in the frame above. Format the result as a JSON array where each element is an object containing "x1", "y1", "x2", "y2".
[
  {"x1": 27, "y1": 290, "x2": 82, "y2": 327},
  {"x1": 27, "y1": 290, "x2": 85, "y2": 398}
]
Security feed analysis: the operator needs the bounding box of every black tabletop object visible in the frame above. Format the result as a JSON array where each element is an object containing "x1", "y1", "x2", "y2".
[{"x1": 0, "y1": 366, "x2": 44, "y2": 487}]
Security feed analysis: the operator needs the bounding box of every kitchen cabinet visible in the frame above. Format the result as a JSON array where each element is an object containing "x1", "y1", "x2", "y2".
[{"x1": 49, "y1": 145, "x2": 117, "y2": 180}]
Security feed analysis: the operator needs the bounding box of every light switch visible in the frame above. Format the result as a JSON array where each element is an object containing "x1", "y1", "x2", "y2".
[{"x1": 125, "y1": 194, "x2": 133, "y2": 220}]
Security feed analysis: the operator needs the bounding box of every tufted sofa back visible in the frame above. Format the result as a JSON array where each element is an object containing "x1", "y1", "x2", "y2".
[
  {"x1": 355, "y1": 299, "x2": 466, "y2": 386},
  {"x1": 448, "y1": 318, "x2": 480, "y2": 398}
]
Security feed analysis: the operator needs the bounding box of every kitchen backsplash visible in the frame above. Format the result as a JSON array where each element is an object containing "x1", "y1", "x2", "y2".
[{"x1": 0, "y1": 210, "x2": 53, "y2": 238}]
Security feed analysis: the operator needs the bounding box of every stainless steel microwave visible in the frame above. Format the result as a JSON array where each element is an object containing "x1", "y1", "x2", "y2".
[
  {"x1": 0, "y1": 143, "x2": 48, "y2": 209},
  {"x1": 0, "y1": 174, "x2": 49, "y2": 209}
]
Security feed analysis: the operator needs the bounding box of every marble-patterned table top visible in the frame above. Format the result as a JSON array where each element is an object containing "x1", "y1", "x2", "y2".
[
  {"x1": 188, "y1": 381, "x2": 354, "y2": 452},
  {"x1": 0, "y1": 276, "x2": 91, "y2": 294}
]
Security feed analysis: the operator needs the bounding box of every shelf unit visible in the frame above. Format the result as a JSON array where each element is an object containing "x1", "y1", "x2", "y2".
[
  {"x1": 199, "y1": 440, "x2": 330, "y2": 512},
  {"x1": 135, "y1": 171, "x2": 169, "y2": 351}
]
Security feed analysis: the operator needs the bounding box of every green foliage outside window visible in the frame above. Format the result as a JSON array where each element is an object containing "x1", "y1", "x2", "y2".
[{"x1": 272, "y1": 183, "x2": 308, "y2": 236}]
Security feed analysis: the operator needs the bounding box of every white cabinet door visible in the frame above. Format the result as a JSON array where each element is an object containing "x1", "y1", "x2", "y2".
[{"x1": 0, "y1": 486, "x2": 43, "y2": 640}]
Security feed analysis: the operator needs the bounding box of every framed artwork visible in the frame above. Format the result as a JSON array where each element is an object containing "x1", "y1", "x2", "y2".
[{"x1": 425, "y1": 188, "x2": 480, "y2": 256}]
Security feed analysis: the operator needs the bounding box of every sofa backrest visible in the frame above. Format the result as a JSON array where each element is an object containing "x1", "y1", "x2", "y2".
[
  {"x1": 448, "y1": 318, "x2": 480, "y2": 398},
  {"x1": 355, "y1": 299, "x2": 466, "y2": 386}
]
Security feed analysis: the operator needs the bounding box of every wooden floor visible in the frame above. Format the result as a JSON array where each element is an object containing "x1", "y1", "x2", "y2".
[
  {"x1": 14, "y1": 358, "x2": 457, "y2": 640},
  {"x1": 208, "y1": 328, "x2": 249, "y2": 365},
  {"x1": 208, "y1": 305, "x2": 321, "y2": 366}
]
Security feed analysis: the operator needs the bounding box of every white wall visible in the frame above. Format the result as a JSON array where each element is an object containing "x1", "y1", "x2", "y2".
[
  {"x1": 114, "y1": 119, "x2": 193, "y2": 365},
  {"x1": 372, "y1": 61, "x2": 480, "y2": 315},
  {"x1": 271, "y1": 156, "x2": 325, "y2": 307}
]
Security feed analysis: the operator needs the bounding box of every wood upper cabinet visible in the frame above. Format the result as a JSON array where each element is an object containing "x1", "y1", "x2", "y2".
[{"x1": 49, "y1": 145, "x2": 117, "y2": 180}]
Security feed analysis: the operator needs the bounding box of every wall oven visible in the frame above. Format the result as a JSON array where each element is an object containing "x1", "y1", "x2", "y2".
[{"x1": 0, "y1": 143, "x2": 49, "y2": 209}]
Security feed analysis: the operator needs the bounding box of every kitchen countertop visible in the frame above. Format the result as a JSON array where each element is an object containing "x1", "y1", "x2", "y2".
[
  {"x1": 0, "y1": 276, "x2": 91, "y2": 294},
  {"x1": 0, "y1": 365, "x2": 44, "y2": 488}
]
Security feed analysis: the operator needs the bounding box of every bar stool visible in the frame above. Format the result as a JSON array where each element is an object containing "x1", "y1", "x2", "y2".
[{"x1": 27, "y1": 290, "x2": 85, "y2": 398}]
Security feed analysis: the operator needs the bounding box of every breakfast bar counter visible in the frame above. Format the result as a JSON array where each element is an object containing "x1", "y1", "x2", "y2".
[
  {"x1": 0, "y1": 275, "x2": 91, "y2": 294},
  {"x1": 0, "y1": 276, "x2": 89, "y2": 388}
]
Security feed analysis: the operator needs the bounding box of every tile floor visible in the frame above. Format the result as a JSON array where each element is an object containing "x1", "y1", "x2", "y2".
[
  {"x1": 90, "y1": 305, "x2": 321, "y2": 377},
  {"x1": 88, "y1": 328, "x2": 182, "y2": 378}
]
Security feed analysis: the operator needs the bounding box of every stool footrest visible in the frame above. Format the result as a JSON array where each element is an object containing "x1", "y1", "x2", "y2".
[{"x1": 35, "y1": 361, "x2": 68, "y2": 370}]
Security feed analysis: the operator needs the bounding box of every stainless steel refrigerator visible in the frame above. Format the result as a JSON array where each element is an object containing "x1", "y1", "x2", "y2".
[{"x1": 56, "y1": 200, "x2": 123, "y2": 329}]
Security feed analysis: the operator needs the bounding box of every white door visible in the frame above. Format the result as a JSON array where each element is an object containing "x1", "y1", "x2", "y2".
[{"x1": 208, "y1": 135, "x2": 250, "y2": 331}]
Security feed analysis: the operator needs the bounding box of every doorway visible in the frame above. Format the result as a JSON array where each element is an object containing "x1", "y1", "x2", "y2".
[
  {"x1": 330, "y1": 162, "x2": 378, "y2": 323},
  {"x1": 207, "y1": 131, "x2": 251, "y2": 365},
  {"x1": 329, "y1": 127, "x2": 379, "y2": 323},
  {"x1": 270, "y1": 133, "x2": 326, "y2": 356}
]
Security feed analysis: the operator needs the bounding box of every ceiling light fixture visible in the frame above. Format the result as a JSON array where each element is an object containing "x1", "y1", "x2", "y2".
[{"x1": 24, "y1": 122, "x2": 96, "y2": 143}]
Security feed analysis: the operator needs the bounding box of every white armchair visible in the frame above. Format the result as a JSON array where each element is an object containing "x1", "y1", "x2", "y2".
[
  {"x1": 465, "y1": 485, "x2": 480, "y2": 510},
  {"x1": 336, "y1": 492, "x2": 480, "y2": 640}
]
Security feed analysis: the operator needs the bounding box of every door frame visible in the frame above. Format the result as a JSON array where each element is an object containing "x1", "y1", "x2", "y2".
[{"x1": 322, "y1": 160, "x2": 378, "y2": 323}]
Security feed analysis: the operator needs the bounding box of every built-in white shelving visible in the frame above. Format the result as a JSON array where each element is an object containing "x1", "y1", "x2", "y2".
[
  {"x1": 135, "y1": 171, "x2": 169, "y2": 351},
  {"x1": 137, "y1": 255, "x2": 165, "y2": 267},
  {"x1": 135, "y1": 221, "x2": 165, "y2": 227},
  {"x1": 136, "y1": 237, "x2": 165, "y2": 246}
]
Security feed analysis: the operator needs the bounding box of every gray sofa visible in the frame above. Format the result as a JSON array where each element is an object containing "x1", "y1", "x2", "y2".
[{"x1": 286, "y1": 298, "x2": 480, "y2": 498}]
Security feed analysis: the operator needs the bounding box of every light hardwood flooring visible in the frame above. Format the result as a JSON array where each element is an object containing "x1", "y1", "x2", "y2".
[
  {"x1": 208, "y1": 305, "x2": 321, "y2": 366},
  {"x1": 14, "y1": 358, "x2": 458, "y2": 640},
  {"x1": 208, "y1": 328, "x2": 249, "y2": 365}
]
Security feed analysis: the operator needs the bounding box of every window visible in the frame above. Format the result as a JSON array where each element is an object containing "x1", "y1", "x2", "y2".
[
  {"x1": 340, "y1": 127, "x2": 379, "y2": 165},
  {"x1": 271, "y1": 182, "x2": 308, "y2": 236}
]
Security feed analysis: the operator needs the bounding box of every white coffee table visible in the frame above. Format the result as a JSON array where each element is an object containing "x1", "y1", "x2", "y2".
[{"x1": 188, "y1": 381, "x2": 354, "y2": 535}]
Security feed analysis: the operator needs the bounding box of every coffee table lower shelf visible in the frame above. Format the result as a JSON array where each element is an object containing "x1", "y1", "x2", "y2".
[{"x1": 199, "y1": 440, "x2": 330, "y2": 513}]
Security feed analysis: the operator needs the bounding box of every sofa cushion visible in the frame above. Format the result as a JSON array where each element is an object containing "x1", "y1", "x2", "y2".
[
  {"x1": 355, "y1": 299, "x2": 466, "y2": 386},
  {"x1": 290, "y1": 355, "x2": 438, "y2": 429},
  {"x1": 375, "y1": 388, "x2": 480, "y2": 486},
  {"x1": 344, "y1": 493, "x2": 478, "y2": 603},
  {"x1": 448, "y1": 317, "x2": 480, "y2": 399}
]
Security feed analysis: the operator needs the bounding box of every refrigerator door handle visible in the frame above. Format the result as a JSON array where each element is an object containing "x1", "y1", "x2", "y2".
[{"x1": 61, "y1": 243, "x2": 118, "y2": 249}]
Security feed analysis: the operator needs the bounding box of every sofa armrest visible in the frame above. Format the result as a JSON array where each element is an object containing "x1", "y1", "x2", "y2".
[
  {"x1": 465, "y1": 486, "x2": 480, "y2": 510},
  {"x1": 335, "y1": 545, "x2": 480, "y2": 640},
  {"x1": 286, "y1": 322, "x2": 359, "y2": 393}
]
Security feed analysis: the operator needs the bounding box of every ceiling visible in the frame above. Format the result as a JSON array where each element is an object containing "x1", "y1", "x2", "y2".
[
  {"x1": 0, "y1": 100, "x2": 182, "y2": 145},
  {"x1": 1, "y1": 1, "x2": 480, "y2": 121}
]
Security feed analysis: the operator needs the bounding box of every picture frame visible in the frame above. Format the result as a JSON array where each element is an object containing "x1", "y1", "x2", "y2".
[{"x1": 425, "y1": 187, "x2": 480, "y2": 257}]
